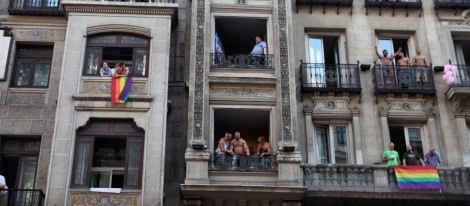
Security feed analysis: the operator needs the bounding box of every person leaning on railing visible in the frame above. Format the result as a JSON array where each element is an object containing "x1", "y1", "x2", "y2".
[{"x1": 0, "y1": 174, "x2": 8, "y2": 206}]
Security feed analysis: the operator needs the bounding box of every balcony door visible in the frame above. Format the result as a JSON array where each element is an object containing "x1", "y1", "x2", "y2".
[
  {"x1": 307, "y1": 36, "x2": 339, "y2": 87},
  {"x1": 389, "y1": 126, "x2": 425, "y2": 161}
]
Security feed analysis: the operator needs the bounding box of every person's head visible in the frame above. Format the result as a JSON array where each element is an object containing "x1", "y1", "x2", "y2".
[
  {"x1": 388, "y1": 142, "x2": 395, "y2": 150},
  {"x1": 114, "y1": 63, "x2": 120, "y2": 69},
  {"x1": 119, "y1": 62, "x2": 126, "y2": 67},
  {"x1": 383, "y1": 49, "x2": 388, "y2": 57},
  {"x1": 255, "y1": 36, "x2": 262, "y2": 43},
  {"x1": 416, "y1": 47, "x2": 421, "y2": 54},
  {"x1": 398, "y1": 52, "x2": 404, "y2": 58},
  {"x1": 258, "y1": 136, "x2": 265, "y2": 143},
  {"x1": 102, "y1": 62, "x2": 108, "y2": 69},
  {"x1": 224, "y1": 132, "x2": 231, "y2": 141},
  {"x1": 234, "y1": 131, "x2": 240, "y2": 139},
  {"x1": 429, "y1": 147, "x2": 436, "y2": 154},
  {"x1": 406, "y1": 144, "x2": 412, "y2": 152}
]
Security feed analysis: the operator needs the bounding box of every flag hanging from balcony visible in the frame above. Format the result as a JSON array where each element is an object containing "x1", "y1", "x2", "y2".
[
  {"x1": 214, "y1": 32, "x2": 225, "y2": 64},
  {"x1": 394, "y1": 166, "x2": 441, "y2": 190},
  {"x1": 111, "y1": 76, "x2": 132, "y2": 104}
]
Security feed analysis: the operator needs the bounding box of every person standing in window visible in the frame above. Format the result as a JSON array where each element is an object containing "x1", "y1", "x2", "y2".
[
  {"x1": 424, "y1": 147, "x2": 443, "y2": 167},
  {"x1": 113, "y1": 62, "x2": 129, "y2": 77},
  {"x1": 412, "y1": 47, "x2": 428, "y2": 86},
  {"x1": 403, "y1": 144, "x2": 425, "y2": 166},
  {"x1": 382, "y1": 142, "x2": 400, "y2": 166},
  {"x1": 0, "y1": 174, "x2": 8, "y2": 206},
  {"x1": 99, "y1": 62, "x2": 115, "y2": 77},
  {"x1": 250, "y1": 36, "x2": 268, "y2": 65},
  {"x1": 375, "y1": 46, "x2": 402, "y2": 85},
  {"x1": 257, "y1": 136, "x2": 272, "y2": 168}
]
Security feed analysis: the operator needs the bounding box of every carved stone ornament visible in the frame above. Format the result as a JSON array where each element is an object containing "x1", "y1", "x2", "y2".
[
  {"x1": 210, "y1": 88, "x2": 274, "y2": 98},
  {"x1": 326, "y1": 100, "x2": 336, "y2": 109},
  {"x1": 448, "y1": 10, "x2": 470, "y2": 26},
  {"x1": 388, "y1": 102, "x2": 424, "y2": 111},
  {"x1": 454, "y1": 98, "x2": 463, "y2": 113},
  {"x1": 237, "y1": 0, "x2": 245, "y2": 5},
  {"x1": 402, "y1": 102, "x2": 411, "y2": 110},
  {"x1": 192, "y1": 0, "x2": 206, "y2": 141}
]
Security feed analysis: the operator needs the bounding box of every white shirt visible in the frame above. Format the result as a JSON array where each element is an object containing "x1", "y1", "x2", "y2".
[{"x1": 0, "y1": 175, "x2": 7, "y2": 190}]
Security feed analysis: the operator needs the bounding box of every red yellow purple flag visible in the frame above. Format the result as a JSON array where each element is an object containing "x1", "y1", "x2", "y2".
[
  {"x1": 111, "y1": 76, "x2": 132, "y2": 104},
  {"x1": 394, "y1": 166, "x2": 441, "y2": 190}
]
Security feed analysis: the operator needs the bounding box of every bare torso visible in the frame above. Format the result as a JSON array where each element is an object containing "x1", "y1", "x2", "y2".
[
  {"x1": 397, "y1": 57, "x2": 410, "y2": 67},
  {"x1": 413, "y1": 55, "x2": 426, "y2": 66},
  {"x1": 380, "y1": 57, "x2": 392, "y2": 66},
  {"x1": 231, "y1": 138, "x2": 247, "y2": 155}
]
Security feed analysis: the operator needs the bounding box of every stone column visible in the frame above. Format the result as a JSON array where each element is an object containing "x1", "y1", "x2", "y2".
[
  {"x1": 455, "y1": 115, "x2": 470, "y2": 167},
  {"x1": 184, "y1": 149, "x2": 210, "y2": 184},
  {"x1": 304, "y1": 106, "x2": 315, "y2": 164},
  {"x1": 379, "y1": 107, "x2": 390, "y2": 152},
  {"x1": 427, "y1": 111, "x2": 441, "y2": 155},
  {"x1": 352, "y1": 108, "x2": 364, "y2": 164},
  {"x1": 277, "y1": 152, "x2": 303, "y2": 187}
]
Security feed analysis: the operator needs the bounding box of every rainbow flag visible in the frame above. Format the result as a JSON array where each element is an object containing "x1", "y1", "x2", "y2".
[
  {"x1": 111, "y1": 76, "x2": 132, "y2": 104},
  {"x1": 394, "y1": 166, "x2": 441, "y2": 190}
]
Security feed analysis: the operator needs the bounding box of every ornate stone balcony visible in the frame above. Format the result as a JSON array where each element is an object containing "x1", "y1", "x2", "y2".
[
  {"x1": 303, "y1": 164, "x2": 470, "y2": 202},
  {"x1": 210, "y1": 154, "x2": 277, "y2": 172},
  {"x1": 8, "y1": 0, "x2": 65, "y2": 16},
  {"x1": 373, "y1": 65, "x2": 436, "y2": 95},
  {"x1": 300, "y1": 62, "x2": 362, "y2": 94},
  {"x1": 210, "y1": 53, "x2": 273, "y2": 70}
]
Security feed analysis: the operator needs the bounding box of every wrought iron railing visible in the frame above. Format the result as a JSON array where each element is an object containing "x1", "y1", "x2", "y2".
[
  {"x1": 8, "y1": 0, "x2": 64, "y2": 16},
  {"x1": 365, "y1": 0, "x2": 422, "y2": 4},
  {"x1": 210, "y1": 54, "x2": 273, "y2": 69},
  {"x1": 303, "y1": 165, "x2": 470, "y2": 195},
  {"x1": 373, "y1": 65, "x2": 435, "y2": 94},
  {"x1": 435, "y1": 0, "x2": 470, "y2": 6},
  {"x1": 1, "y1": 189, "x2": 45, "y2": 206},
  {"x1": 300, "y1": 63, "x2": 361, "y2": 92},
  {"x1": 64, "y1": 0, "x2": 176, "y2": 2},
  {"x1": 210, "y1": 154, "x2": 277, "y2": 172},
  {"x1": 365, "y1": 0, "x2": 422, "y2": 16},
  {"x1": 450, "y1": 65, "x2": 470, "y2": 86}
]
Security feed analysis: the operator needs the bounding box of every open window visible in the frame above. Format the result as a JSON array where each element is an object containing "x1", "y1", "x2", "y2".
[
  {"x1": 389, "y1": 126, "x2": 425, "y2": 160},
  {"x1": 314, "y1": 125, "x2": 349, "y2": 164},
  {"x1": 214, "y1": 18, "x2": 267, "y2": 55},
  {"x1": 454, "y1": 40, "x2": 470, "y2": 65},
  {"x1": 377, "y1": 38, "x2": 409, "y2": 65},
  {"x1": 83, "y1": 34, "x2": 149, "y2": 77}
]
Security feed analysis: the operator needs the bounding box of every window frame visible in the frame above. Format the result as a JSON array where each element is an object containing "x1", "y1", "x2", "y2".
[
  {"x1": 82, "y1": 33, "x2": 150, "y2": 77},
  {"x1": 70, "y1": 120, "x2": 144, "y2": 189},
  {"x1": 10, "y1": 44, "x2": 53, "y2": 88},
  {"x1": 404, "y1": 126, "x2": 426, "y2": 158},
  {"x1": 313, "y1": 124, "x2": 351, "y2": 164}
]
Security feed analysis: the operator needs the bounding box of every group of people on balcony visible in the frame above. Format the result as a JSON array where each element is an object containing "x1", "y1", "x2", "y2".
[
  {"x1": 215, "y1": 131, "x2": 272, "y2": 168},
  {"x1": 99, "y1": 62, "x2": 129, "y2": 77},
  {"x1": 383, "y1": 142, "x2": 443, "y2": 167},
  {"x1": 375, "y1": 46, "x2": 429, "y2": 87}
]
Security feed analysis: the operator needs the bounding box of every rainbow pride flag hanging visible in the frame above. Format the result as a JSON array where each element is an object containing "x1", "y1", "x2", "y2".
[
  {"x1": 111, "y1": 76, "x2": 132, "y2": 104},
  {"x1": 394, "y1": 166, "x2": 441, "y2": 190}
]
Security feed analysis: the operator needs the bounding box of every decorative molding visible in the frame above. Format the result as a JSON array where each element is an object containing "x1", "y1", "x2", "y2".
[
  {"x1": 81, "y1": 81, "x2": 146, "y2": 95},
  {"x1": 454, "y1": 98, "x2": 464, "y2": 113},
  {"x1": 0, "y1": 26, "x2": 12, "y2": 36},
  {"x1": 210, "y1": 88, "x2": 274, "y2": 98},
  {"x1": 62, "y1": 3, "x2": 177, "y2": 16},
  {"x1": 14, "y1": 29, "x2": 65, "y2": 41},
  {"x1": 87, "y1": 24, "x2": 151, "y2": 37},
  {"x1": 192, "y1": 0, "x2": 206, "y2": 141},
  {"x1": 8, "y1": 92, "x2": 46, "y2": 104},
  {"x1": 278, "y1": 0, "x2": 293, "y2": 142},
  {"x1": 388, "y1": 102, "x2": 424, "y2": 112},
  {"x1": 443, "y1": 10, "x2": 470, "y2": 26},
  {"x1": 237, "y1": 0, "x2": 245, "y2": 5},
  {"x1": 70, "y1": 193, "x2": 139, "y2": 206}
]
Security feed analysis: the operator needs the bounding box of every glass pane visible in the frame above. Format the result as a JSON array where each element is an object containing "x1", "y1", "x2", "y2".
[
  {"x1": 85, "y1": 48, "x2": 101, "y2": 75},
  {"x1": 2, "y1": 140, "x2": 19, "y2": 150},
  {"x1": 92, "y1": 138, "x2": 126, "y2": 167},
  {"x1": 378, "y1": 39, "x2": 394, "y2": 63},
  {"x1": 89, "y1": 35, "x2": 117, "y2": 44},
  {"x1": 14, "y1": 59, "x2": 33, "y2": 86},
  {"x1": 126, "y1": 138, "x2": 142, "y2": 186},
  {"x1": 17, "y1": 47, "x2": 34, "y2": 55},
  {"x1": 18, "y1": 157, "x2": 38, "y2": 189},
  {"x1": 333, "y1": 126, "x2": 348, "y2": 164},
  {"x1": 46, "y1": 0, "x2": 59, "y2": 7},
  {"x1": 113, "y1": 123, "x2": 136, "y2": 133},
  {"x1": 91, "y1": 171, "x2": 111, "y2": 188},
  {"x1": 315, "y1": 126, "x2": 329, "y2": 164},
  {"x1": 85, "y1": 122, "x2": 109, "y2": 133},
  {"x1": 36, "y1": 46, "x2": 53, "y2": 56},
  {"x1": 309, "y1": 37, "x2": 324, "y2": 64},
  {"x1": 74, "y1": 137, "x2": 92, "y2": 185},
  {"x1": 133, "y1": 49, "x2": 148, "y2": 76},
  {"x1": 121, "y1": 36, "x2": 148, "y2": 45},
  {"x1": 33, "y1": 60, "x2": 51, "y2": 87},
  {"x1": 24, "y1": 141, "x2": 41, "y2": 151},
  {"x1": 408, "y1": 128, "x2": 423, "y2": 157}
]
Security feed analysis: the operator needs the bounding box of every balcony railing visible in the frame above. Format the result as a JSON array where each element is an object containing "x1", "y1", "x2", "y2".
[
  {"x1": 8, "y1": 0, "x2": 64, "y2": 16},
  {"x1": 365, "y1": 0, "x2": 422, "y2": 16},
  {"x1": 210, "y1": 154, "x2": 277, "y2": 172},
  {"x1": 451, "y1": 65, "x2": 470, "y2": 86},
  {"x1": 435, "y1": 0, "x2": 470, "y2": 8},
  {"x1": 210, "y1": 53, "x2": 273, "y2": 69},
  {"x1": 303, "y1": 165, "x2": 470, "y2": 198},
  {"x1": 295, "y1": 0, "x2": 354, "y2": 14},
  {"x1": 373, "y1": 65, "x2": 435, "y2": 94},
  {"x1": 1, "y1": 189, "x2": 45, "y2": 206},
  {"x1": 300, "y1": 63, "x2": 361, "y2": 93}
]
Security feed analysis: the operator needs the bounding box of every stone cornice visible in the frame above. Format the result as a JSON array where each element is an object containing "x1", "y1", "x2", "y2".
[{"x1": 62, "y1": 2, "x2": 178, "y2": 16}]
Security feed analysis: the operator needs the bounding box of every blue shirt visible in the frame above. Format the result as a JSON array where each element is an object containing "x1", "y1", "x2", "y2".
[
  {"x1": 251, "y1": 41, "x2": 267, "y2": 56},
  {"x1": 424, "y1": 152, "x2": 442, "y2": 167},
  {"x1": 100, "y1": 67, "x2": 115, "y2": 76}
]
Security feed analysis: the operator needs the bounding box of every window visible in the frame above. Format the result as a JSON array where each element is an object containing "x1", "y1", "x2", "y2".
[
  {"x1": 453, "y1": 40, "x2": 470, "y2": 65},
  {"x1": 314, "y1": 125, "x2": 349, "y2": 164},
  {"x1": 377, "y1": 38, "x2": 409, "y2": 65},
  {"x1": 83, "y1": 34, "x2": 149, "y2": 77},
  {"x1": 306, "y1": 36, "x2": 340, "y2": 86},
  {"x1": 71, "y1": 119, "x2": 144, "y2": 189},
  {"x1": 11, "y1": 45, "x2": 53, "y2": 88},
  {"x1": 389, "y1": 126, "x2": 425, "y2": 158},
  {"x1": 214, "y1": 18, "x2": 267, "y2": 55}
]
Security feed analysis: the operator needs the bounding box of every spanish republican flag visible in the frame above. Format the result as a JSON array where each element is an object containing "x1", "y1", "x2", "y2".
[
  {"x1": 111, "y1": 76, "x2": 132, "y2": 104},
  {"x1": 394, "y1": 166, "x2": 441, "y2": 190}
]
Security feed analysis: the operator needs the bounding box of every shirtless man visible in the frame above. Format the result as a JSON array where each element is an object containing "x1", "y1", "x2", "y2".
[
  {"x1": 229, "y1": 131, "x2": 250, "y2": 155},
  {"x1": 375, "y1": 46, "x2": 402, "y2": 85},
  {"x1": 412, "y1": 47, "x2": 428, "y2": 85},
  {"x1": 257, "y1": 136, "x2": 271, "y2": 158},
  {"x1": 397, "y1": 52, "x2": 411, "y2": 68},
  {"x1": 113, "y1": 62, "x2": 129, "y2": 77},
  {"x1": 216, "y1": 132, "x2": 233, "y2": 155}
]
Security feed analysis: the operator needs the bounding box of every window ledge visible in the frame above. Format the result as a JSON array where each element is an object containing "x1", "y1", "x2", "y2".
[
  {"x1": 8, "y1": 88, "x2": 48, "y2": 93},
  {"x1": 69, "y1": 188, "x2": 142, "y2": 193},
  {"x1": 72, "y1": 93, "x2": 153, "y2": 102}
]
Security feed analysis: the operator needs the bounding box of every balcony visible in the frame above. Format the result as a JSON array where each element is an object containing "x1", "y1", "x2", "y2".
[
  {"x1": 373, "y1": 65, "x2": 435, "y2": 95},
  {"x1": 210, "y1": 53, "x2": 273, "y2": 70},
  {"x1": 300, "y1": 63, "x2": 362, "y2": 94},
  {"x1": 435, "y1": 0, "x2": 470, "y2": 15},
  {"x1": 8, "y1": 0, "x2": 64, "y2": 16},
  {"x1": 365, "y1": 0, "x2": 422, "y2": 16},
  {"x1": 2, "y1": 189, "x2": 45, "y2": 206},
  {"x1": 445, "y1": 65, "x2": 470, "y2": 100},
  {"x1": 210, "y1": 154, "x2": 277, "y2": 172},
  {"x1": 303, "y1": 165, "x2": 470, "y2": 203},
  {"x1": 295, "y1": 0, "x2": 353, "y2": 14}
]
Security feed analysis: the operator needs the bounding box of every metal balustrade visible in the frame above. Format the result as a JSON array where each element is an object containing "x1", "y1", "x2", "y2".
[
  {"x1": 373, "y1": 65, "x2": 435, "y2": 94},
  {"x1": 210, "y1": 54, "x2": 273, "y2": 69},
  {"x1": 300, "y1": 63, "x2": 361, "y2": 93},
  {"x1": 1, "y1": 189, "x2": 45, "y2": 206},
  {"x1": 450, "y1": 65, "x2": 470, "y2": 87},
  {"x1": 210, "y1": 154, "x2": 276, "y2": 172},
  {"x1": 8, "y1": 0, "x2": 64, "y2": 16}
]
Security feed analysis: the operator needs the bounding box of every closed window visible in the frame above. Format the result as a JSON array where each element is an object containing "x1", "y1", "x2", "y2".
[
  {"x1": 83, "y1": 34, "x2": 149, "y2": 77},
  {"x1": 11, "y1": 45, "x2": 53, "y2": 88},
  {"x1": 71, "y1": 119, "x2": 144, "y2": 189},
  {"x1": 314, "y1": 125, "x2": 349, "y2": 164}
]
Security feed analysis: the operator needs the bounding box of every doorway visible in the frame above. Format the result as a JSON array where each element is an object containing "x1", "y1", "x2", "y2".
[{"x1": 389, "y1": 126, "x2": 406, "y2": 161}]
